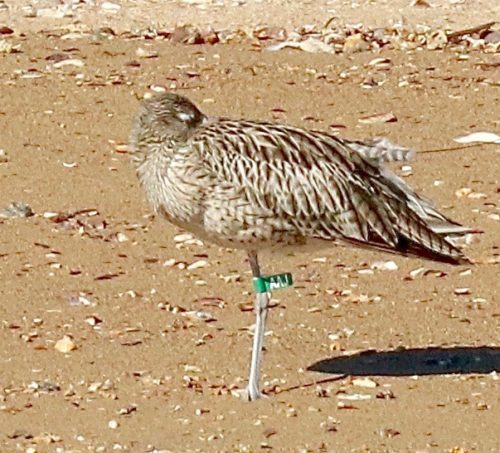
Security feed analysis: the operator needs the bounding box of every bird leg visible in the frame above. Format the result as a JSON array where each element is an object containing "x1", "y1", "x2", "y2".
[{"x1": 246, "y1": 250, "x2": 269, "y2": 401}]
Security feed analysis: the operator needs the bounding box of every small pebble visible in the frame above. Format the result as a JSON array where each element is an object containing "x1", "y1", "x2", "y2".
[
  {"x1": 371, "y1": 260, "x2": 398, "y2": 271},
  {"x1": 352, "y1": 377, "x2": 378, "y2": 388},
  {"x1": 116, "y1": 232, "x2": 129, "y2": 242},
  {"x1": 337, "y1": 393, "x2": 371, "y2": 401},
  {"x1": 101, "y1": 1, "x2": 121, "y2": 12},
  {"x1": 136, "y1": 47, "x2": 159, "y2": 59},
  {"x1": 174, "y1": 233, "x2": 193, "y2": 242},
  {"x1": 36, "y1": 8, "x2": 66, "y2": 19},
  {"x1": 108, "y1": 419, "x2": 119, "y2": 429},
  {"x1": 455, "y1": 187, "x2": 472, "y2": 198},
  {"x1": 52, "y1": 58, "x2": 84, "y2": 68},
  {"x1": 0, "y1": 201, "x2": 34, "y2": 218},
  {"x1": 54, "y1": 335, "x2": 77, "y2": 353},
  {"x1": 187, "y1": 259, "x2": 208, "y2": 270}
]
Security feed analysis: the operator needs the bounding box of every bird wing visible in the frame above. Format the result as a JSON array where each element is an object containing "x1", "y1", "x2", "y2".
[{"x1": 192, "y1": 119, "x2": 468, "y2": 264}]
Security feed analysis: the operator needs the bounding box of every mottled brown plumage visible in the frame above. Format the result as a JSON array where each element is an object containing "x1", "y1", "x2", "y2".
[
  {"x1": 129, "y1": 92, "x2": 471, "y2": 400},
  {"x1": 130, "y1": 92, "x2": 469, "y2": 263}
]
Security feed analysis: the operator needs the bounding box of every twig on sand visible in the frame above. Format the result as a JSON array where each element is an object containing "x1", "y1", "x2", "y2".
[
  {"x1": 419, "y1": 143, "x2": 498, "y2": 154},
  {"x1": 267, "y1": 375, "x2": 347, "y2": 395},
  {"x1": 447, "y1": 21, "x2": 496, "y2": 42}
]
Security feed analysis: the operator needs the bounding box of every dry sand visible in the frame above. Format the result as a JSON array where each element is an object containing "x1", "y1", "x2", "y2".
[{"x1": 0, "y1": 1, "x2": 499, "y2": 452}]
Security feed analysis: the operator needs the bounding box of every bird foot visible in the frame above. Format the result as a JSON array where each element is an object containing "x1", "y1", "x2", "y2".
[
  {"x1": 233, "y1": 385, "x2": 267, "y2": 401},
  {"x1": 246, "y1": 384, "x2": 267, "y2": 401}
]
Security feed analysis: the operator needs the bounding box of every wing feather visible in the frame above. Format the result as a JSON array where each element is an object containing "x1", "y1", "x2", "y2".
[{"x1": 192, "y1": 119, "x2": 468, "y2": 263}]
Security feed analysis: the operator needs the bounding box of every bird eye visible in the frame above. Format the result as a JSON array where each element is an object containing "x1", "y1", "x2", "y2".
[{"x1": 176, "y1": 111, "x2": 194, "y2": 123}]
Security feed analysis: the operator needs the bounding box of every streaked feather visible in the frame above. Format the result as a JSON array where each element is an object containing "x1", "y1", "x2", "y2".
[
  {"x1": 191, "y1": 120, "x2": 469, "y2": 263},
  {"x1": 130, "y1": 93, "x2": 472, "y2": 265},
  {"x1": 344, "y1": 137, "x2": 415, "y2": 163}
]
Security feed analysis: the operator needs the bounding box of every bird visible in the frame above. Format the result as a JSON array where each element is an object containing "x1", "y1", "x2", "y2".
[{"x1": 129, "y1": 92, "x2": 471, "y2": 401}]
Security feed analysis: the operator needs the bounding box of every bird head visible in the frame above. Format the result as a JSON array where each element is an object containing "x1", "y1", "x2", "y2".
[{"x1": 129, "y1": 92, "x2": 206, "y2": 163}]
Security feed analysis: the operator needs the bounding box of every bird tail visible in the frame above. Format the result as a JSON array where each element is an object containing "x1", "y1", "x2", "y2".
[
  {"x1": 342, "y1": 232, "x2": 471, "y2": 265},
  {"x1": 313, "y1": 132, "x2": 475, "y2": 265},
  {"x1": 345, "y1": 137, "x2": 415, "y2": 163}
]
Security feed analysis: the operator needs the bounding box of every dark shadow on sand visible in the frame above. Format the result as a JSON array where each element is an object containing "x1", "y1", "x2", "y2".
[{"x1": 308, "y1": 346, "x2": 500, "y2": 376}]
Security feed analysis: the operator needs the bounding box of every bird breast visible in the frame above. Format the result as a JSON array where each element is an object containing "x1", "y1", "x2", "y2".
[{"x1": 137, "y1": 150, "x2": 208, "y2": 228}]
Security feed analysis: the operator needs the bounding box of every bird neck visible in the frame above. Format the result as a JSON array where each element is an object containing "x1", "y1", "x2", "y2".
[{"x1": 131, "y1": 138, "x2": 182, "y2": 168}]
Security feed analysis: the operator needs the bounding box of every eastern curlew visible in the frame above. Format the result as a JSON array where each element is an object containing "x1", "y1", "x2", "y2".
[{"x1": 129, "y1": 92, "x2": 471, "y2": 401}]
